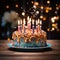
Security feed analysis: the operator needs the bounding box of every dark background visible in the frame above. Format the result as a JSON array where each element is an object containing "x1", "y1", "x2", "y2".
[{"x1": 0, "y1": 0, "x2": 60, "y2": 40}]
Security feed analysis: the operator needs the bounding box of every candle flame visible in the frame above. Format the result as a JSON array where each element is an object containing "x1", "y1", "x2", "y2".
[
  {"x1": 23, "y1": 18, "x2": 25, "y2": 25},
  {"x1": 28, "y1": 18, "x2": 31, "y2": 23},
  {"x1": 18, "y1": 20, "x2": 20, "y2": 25},
  {"x1": 27, "y1": 16, "x2": 29, "y2": 20},
  {"x1": 36, "y1": 20, "x2": 38, "y2": 25},
  {"x1": 40, "y1": 20, "x2": 42, "y2": 25},
  {"x1": 38, "y1": 19, "x2": 40, "y2": 24},
  {"x1": 20, "y1": 19, "x2": 22, "y2": 24},
  {"x1": 32, "y1": 19, "x2": 34, "y2": 24}
]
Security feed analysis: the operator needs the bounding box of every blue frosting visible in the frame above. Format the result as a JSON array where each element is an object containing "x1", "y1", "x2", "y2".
[{"x1": 12, "y1": 37, "x2": 47, "y2": 48}]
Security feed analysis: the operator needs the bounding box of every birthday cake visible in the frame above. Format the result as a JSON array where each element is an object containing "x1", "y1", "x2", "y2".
[
  {"x1": 12, "y1": 29, "x2": 47, "y2": 48},
  {"x1": 9, "y1": 18, "x2": 47, "y2": 48}
]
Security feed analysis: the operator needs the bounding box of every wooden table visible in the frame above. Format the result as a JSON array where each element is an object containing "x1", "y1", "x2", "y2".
[{"x1": 0, "y1": 40, "x2": 60, "y2": 60}]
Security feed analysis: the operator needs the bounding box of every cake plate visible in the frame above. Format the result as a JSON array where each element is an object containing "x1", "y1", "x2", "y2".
[{"x1": 7, "y1": 43, "x2": 52, "y2": 49}]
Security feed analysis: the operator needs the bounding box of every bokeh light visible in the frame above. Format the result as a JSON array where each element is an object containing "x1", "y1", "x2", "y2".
[
  {"x1": 40, "y1": 15, "x2": 43, "y2": 19},
  {"x1": 33, "y1": 5, "x2": 36, "y2": 9},
  {"x1": 47, "y1": 0, "x2": 50, "y2": 4},
  {"x1": 15, "y1": 4, "x2": 19, "y2": 8},
  {"x1": 34, "y1": 2, "x2": 39, "y2": 6},
  {"x1": 6, "y1": 5, "x2": 9, "y2": 9},
  {"x1": 40, "y1": 6, "x2": 44, "y2": 9},
  {"x1": 22, "y1": 12, "x2": 25, "y2": 16}
]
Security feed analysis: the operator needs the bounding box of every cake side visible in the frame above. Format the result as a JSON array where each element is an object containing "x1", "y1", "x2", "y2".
[{"x1": 12, "y1": 30, "x2": 47, "y2": 48}]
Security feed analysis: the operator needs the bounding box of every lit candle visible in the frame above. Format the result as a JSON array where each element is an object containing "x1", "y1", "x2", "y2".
[
  {"x1": 32, "y1": 19, "x2": 34, "y2": 25},
  {"x1": 20, "y1": 19, "x2": 22, "y2": 25},
  {"x1": 18, "y1": 20, "x2": 20, "y2": 32},
  {"x1": 27, "y1": 16, "x2": 29, "y2": 21},
  {"x1": 32, "y1": 19, "x2": 34, "y2": 34},
  {"x1": 28, "y1": 18, "x2": 31, "y2": 29},
  {"x1": 23, "y1": 18, "x2": 26, "y2": 33},
  {"x1": 38, "y1": 19, "x2": 40, "y2": 24},
  {"x1": 37, "y1": 19, "x2": 40, "y2": 33},
  {"x1": 20, "y1": 19, "x2": 22, "y2": 33},
  {"x1": 27, "y1": 16, "x2": 31, "y2": 29},
  {"x1": 36, "y1": 20, "x2": 38, "y2": 33},
  {"x1": 40, "y1": 20, "x2": 42, "y2": 25},
  {"x1": 40, "y1": 20, "x2": 42, "y2": 34}
]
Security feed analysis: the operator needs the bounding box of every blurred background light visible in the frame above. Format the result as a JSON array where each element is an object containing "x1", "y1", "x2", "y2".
[
  {"x1": 6, "y1": 5, "x2": 9, "y2": 9},
  {"x1": 15, "y1": 4, "x2": 19, "y2": 8},
  {"x1": 47, "y1": 0, "x2": 50, "y2": 4}
]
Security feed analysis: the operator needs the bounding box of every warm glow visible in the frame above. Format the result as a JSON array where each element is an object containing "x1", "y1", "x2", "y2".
[
  {"x1": 46, "y1": 7, "x2": 51, "y2": 10},
  {"x1": 56, "y1": 16, "x2": 59, "y2": 20},
  {"x1": 29, "y1": 18, "x2": 31, "y2": 22},
  {"x1": 34, "y1": 2, "x2": 39, "y2": 6},
  {"x1": 43, "y1": 17, "x2": 46, "y2": 21},
  {"x1": 18, "y1": 20, "x2": 20, "y2": 25},
  {"x1": 33, "y1": 5, "x2": 36, "y2": 9},
  {"x1": 56, "y1": 7, "x2": 59, "y2": 10},
  {"x1": 47, "y1": 0, "x2": 50, "y2": 4},
  {"x1": 15, "y1": 4, "x2": 19, "y2": 8},
  {"x1": 38, "y1": 19, "x2": 40, "y2": 24},
  {"x1": 47, "y1": 28, "x2": 50, "y2": 31},
  {"x1": 7, "y1": 38, "x2": 11, "y2": 42},
  {"x1": 59, "y1": 5, "x2": 60, "y2": 8},
  {"x1": 36, "y1": 20, "x2": 38, "y2": 25},
  {"x1": 40, "y1": 6, "x2": 44, "y2": 9},
  {"x1": 52, "y1": 24, "x2": 55, "y2": 27},
  {"x1": 27, "y1": 16, "x2": 29, "y2": 20},
  {"x1": 31, "y1": 1, "x2": 34, "y2": 4},
  {"x1": 45, "y1": 10, "x2": 49, "y2": 13},
  {"x1": 23, "y1": 18, "x2": 25, "y2": 25},
  {"x1": 28, "y1": 18, "x2": 31, "y2": 23},
  {"x1": 32, "y1": 19, "x2": 34, "y2": 24},
  {"x1": 53, "y1": 16, "x2": 57, "y2": 19},
  {"x1": 40, "y1": 15, "x2": 43, "y2": 19},
  {"x1": 36, "y1": 11, "x2": 39, "y2": 14},
  {"x1": 20, "y1": 20, "x2": 22, "y2": 24},
  {"x1": 53, "y1": 16, "x2": 59, "y2": 20},
  {"x1": 49, "y1": 7, "x2": 52, "y2": 10},
  {"x1": 40, "y1": 20, "x2": 42, "y2": 25},
  {"x1": 22, "y1": 12, "x2": 25, "y2": 16},
  {"x1": 51, "y1": 18, "x2": 55, "y2": 23},
  {"x1": 6, "y1": 5, "x2": 9, "y2": 8},
  {"x1": 52, "y1": 27, "x2": 55, "y2": 31}
]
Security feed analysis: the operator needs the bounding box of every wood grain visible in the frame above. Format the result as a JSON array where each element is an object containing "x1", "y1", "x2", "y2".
[{"x1": 0, "y1": 40, "x2": 60, "y2": 60}]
